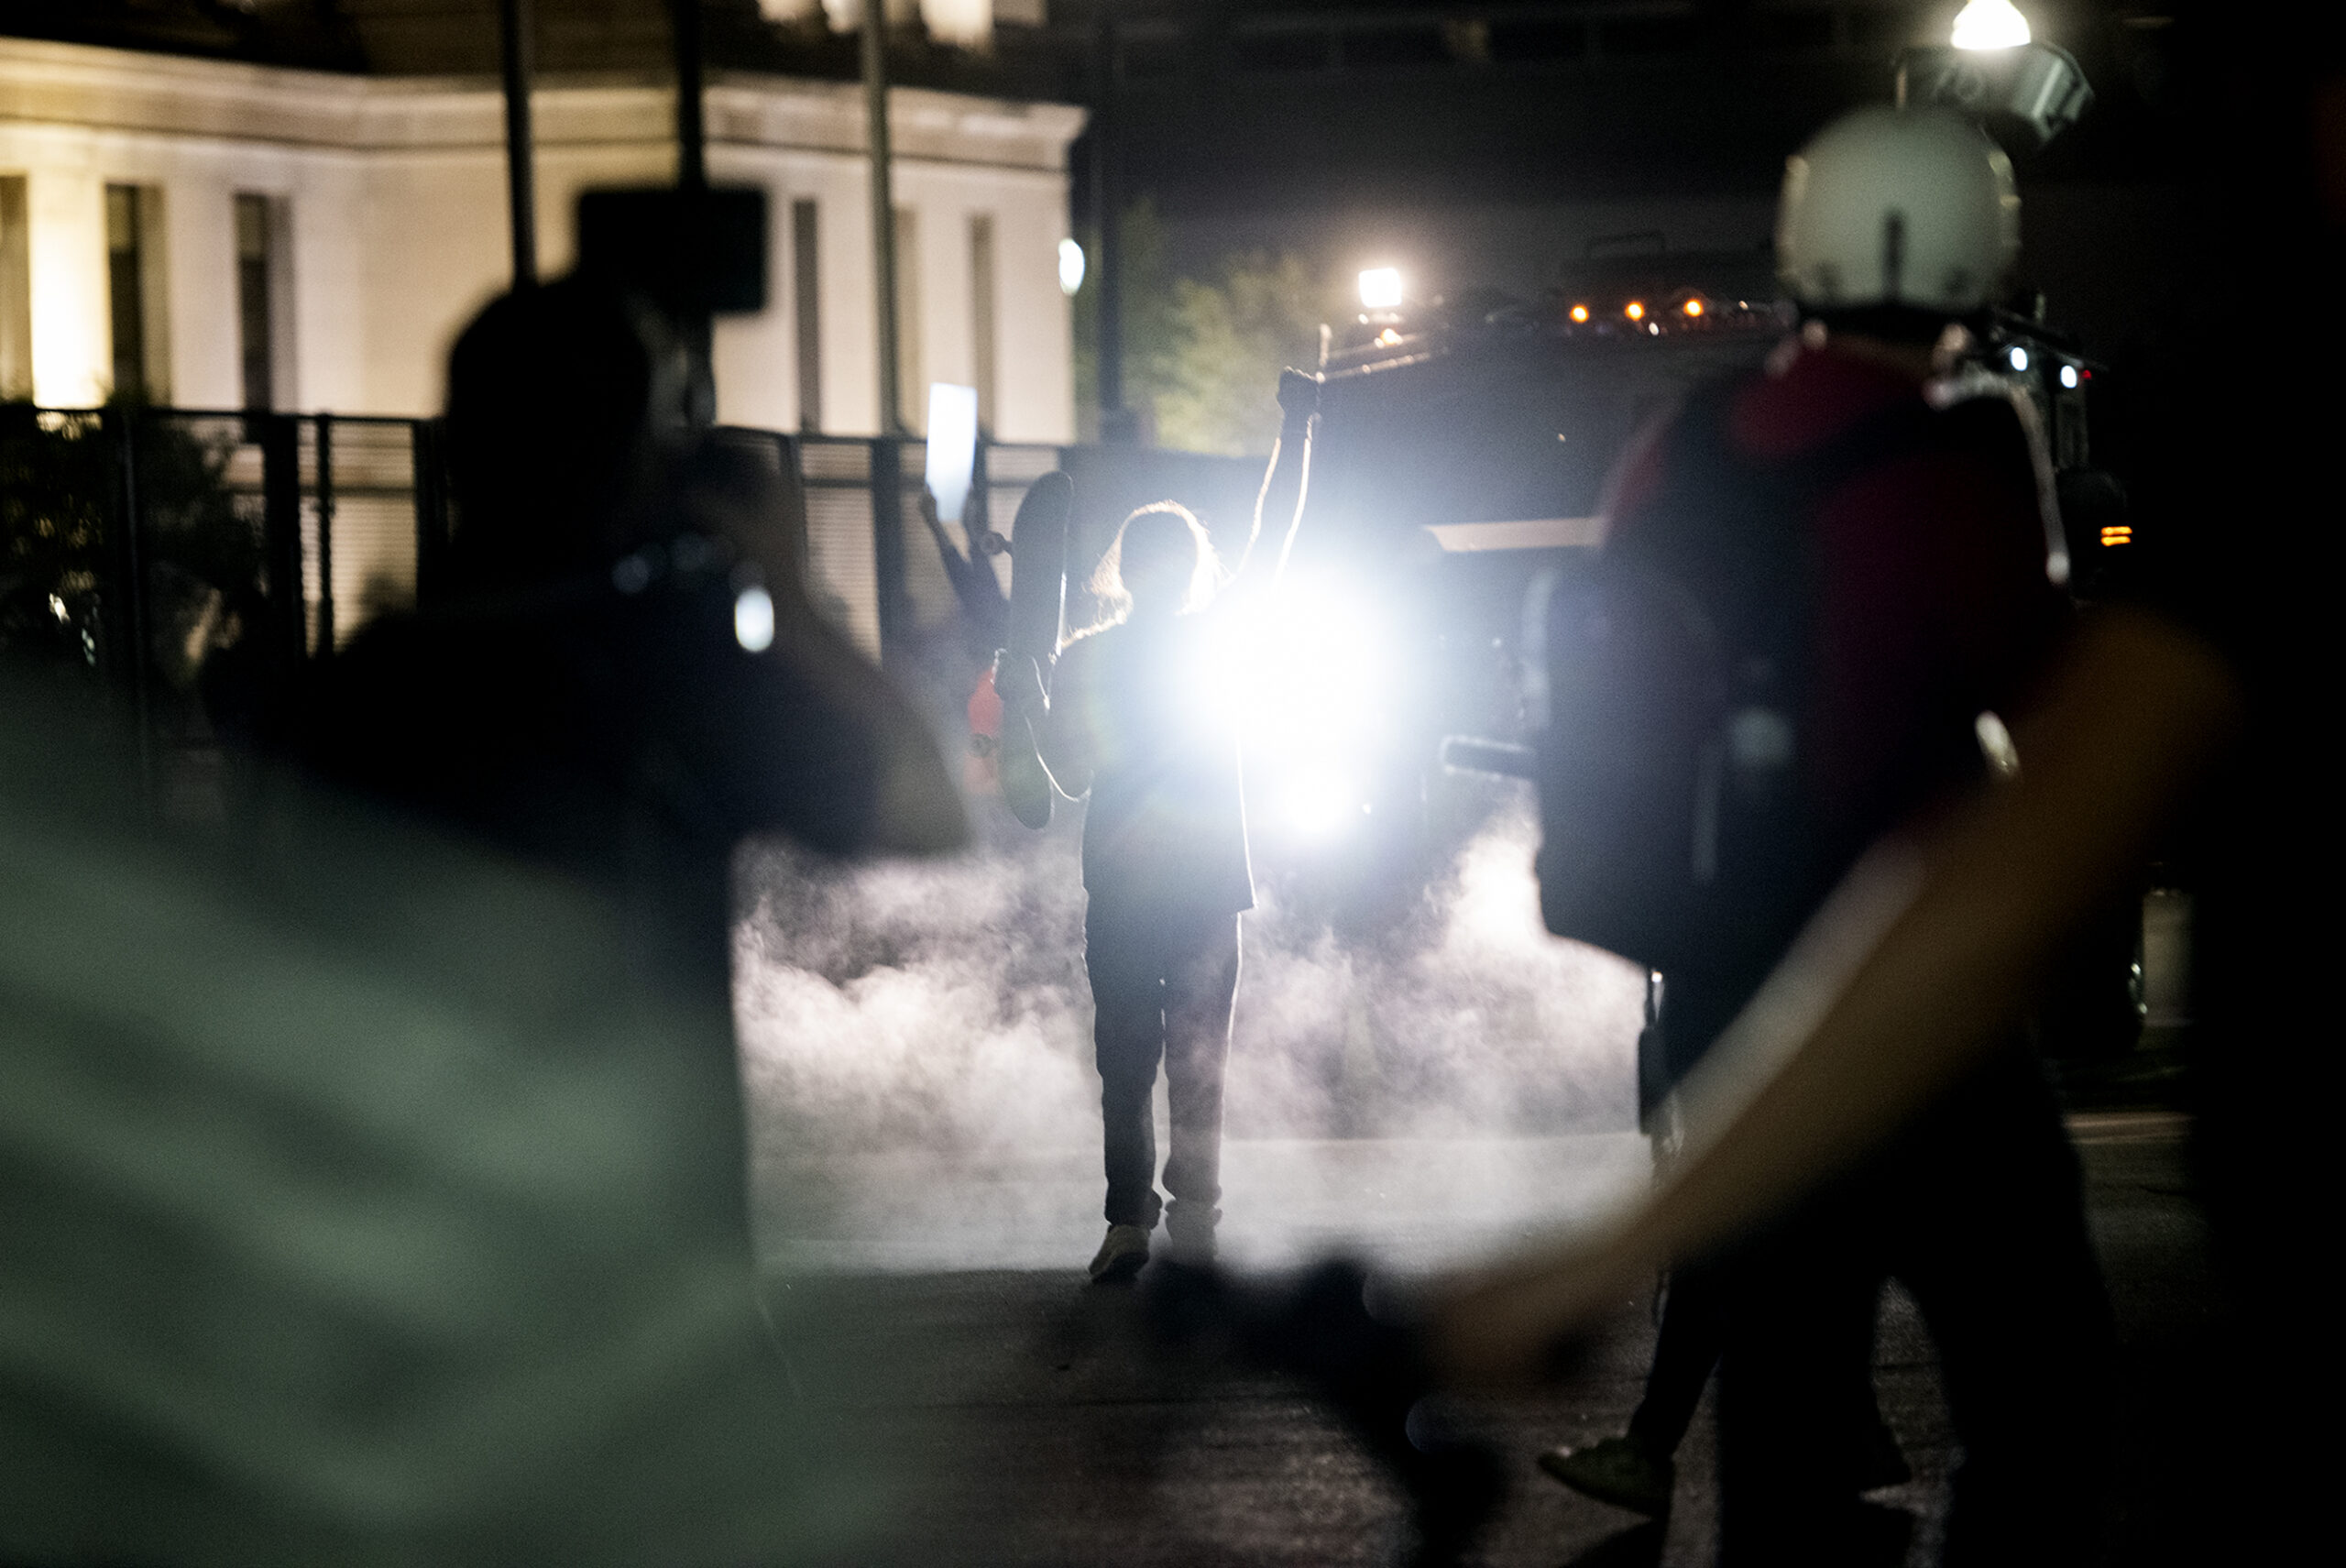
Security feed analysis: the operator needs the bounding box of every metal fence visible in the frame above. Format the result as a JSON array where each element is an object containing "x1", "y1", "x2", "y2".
[
  {"x1": 2, "y1": 406, "x2": 441, "y2": 808},
  {"x1": 3, "y1": 406, "x2": 1071, "y2": 806}
]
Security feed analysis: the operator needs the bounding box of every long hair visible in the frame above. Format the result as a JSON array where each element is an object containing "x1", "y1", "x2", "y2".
[{"x1": 1085, "y1": 502, "x2": 1221, "y2": 630}]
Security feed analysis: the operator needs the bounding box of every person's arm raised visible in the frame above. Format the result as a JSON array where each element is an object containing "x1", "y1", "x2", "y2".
[
  {"x1": 1223, "y1": 369, "x2": 1321, "y2": 593},
  {"x1": 1422, "y1": 606, "x2": 2242, "y2": 1386}
]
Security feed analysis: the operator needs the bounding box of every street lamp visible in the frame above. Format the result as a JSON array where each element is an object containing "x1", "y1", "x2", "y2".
[
  {"x1": 1359, "y1": 268, "x2": 1404, "y2": 311},
  {"x1": 1896, "y1": 3, "x2": 2091, "y2": 152},
  {"x1": 1950, "y1": 0, "x2": 2032, "y2": 50}
]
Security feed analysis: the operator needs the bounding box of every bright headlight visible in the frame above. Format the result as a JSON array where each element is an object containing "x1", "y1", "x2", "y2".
[
  {"x1": 1206, "y1": 576, "x2": 1389, "y2": 838},
  {"x1": 1284, "y1": 770, "x2": 1367, "y2": 837}
]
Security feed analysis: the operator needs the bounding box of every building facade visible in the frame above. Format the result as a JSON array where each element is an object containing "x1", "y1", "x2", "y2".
[{"x1": 0, "y1": 34, "x2": 1084, "y2": 440}]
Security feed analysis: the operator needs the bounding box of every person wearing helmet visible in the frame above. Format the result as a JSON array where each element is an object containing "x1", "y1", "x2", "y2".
[
  {"x1": 1512, "y1": 104, "x2": 2107, "y2": 1558},
  {"x1": 1217, "y1": 26, "x2": 2337, "y2": 1562}
]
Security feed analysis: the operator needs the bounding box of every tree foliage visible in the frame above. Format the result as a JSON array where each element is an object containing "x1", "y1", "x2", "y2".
[{"x1": 1074, "y1": 202, "x2": 1339, "y2": 457}]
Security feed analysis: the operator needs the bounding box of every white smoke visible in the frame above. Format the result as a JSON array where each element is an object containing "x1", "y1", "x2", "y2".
[{"x1": 735, "y1": 798, "x2": 1647, "y2": 1270}]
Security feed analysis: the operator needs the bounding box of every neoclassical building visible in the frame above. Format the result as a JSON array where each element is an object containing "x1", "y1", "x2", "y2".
[{"x1": 0, "y1": 27, "x2": 1083, "y2": 440}]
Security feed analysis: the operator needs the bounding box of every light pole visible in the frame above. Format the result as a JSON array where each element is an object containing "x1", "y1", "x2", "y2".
[
  {"x1": 498, "y1": 0, "x2": 536, "y2": 289},
  {"x1": 1091, "y1": 2, "x2": 1136, "y2": 445},
  {"x1": 864, "y1": 0, "x2": 904, "y2": 436},
  {"x1": 860, "y1": 2, "x2": 911, "y2": 662},
  {"x1": 670, "y1": 0, "x2": 717, "y2": 425}
]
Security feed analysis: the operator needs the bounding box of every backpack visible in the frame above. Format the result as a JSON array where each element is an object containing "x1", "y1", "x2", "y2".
[{"x1": 1526, "y1": 378, "x2": 1962, "y2": 981}]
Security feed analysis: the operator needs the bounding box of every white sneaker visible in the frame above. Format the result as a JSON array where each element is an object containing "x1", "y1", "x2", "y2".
[{"x1": 1087, "y1": 1223, "x2": 1152, "y2": 1283}]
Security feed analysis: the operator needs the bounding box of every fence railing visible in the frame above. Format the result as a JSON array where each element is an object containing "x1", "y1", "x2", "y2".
[
  {"x1": 3, "y1": 405, "x2": 1076, "y2": 806},
  {"x1": 3, "y1": 406, "x2": 440, "y2": 806}
]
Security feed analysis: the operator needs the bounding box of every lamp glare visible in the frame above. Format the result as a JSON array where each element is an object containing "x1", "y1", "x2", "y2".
[
  {"x1": 1359, "y1": 268, "x2": 1404, "y2": 310},
  {"x1": 1951, "y1": 0, "x2": 2032, "y2": 49}
]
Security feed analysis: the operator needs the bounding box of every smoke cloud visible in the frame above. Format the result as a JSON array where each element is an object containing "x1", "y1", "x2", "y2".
[{"x1": 735, "y1": 798, "x2": 1648, "y2": 1271}]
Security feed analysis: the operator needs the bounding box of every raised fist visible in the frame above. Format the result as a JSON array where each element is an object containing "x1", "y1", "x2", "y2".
[{"x1": 1277, "y1": 367, "x2": 1322, "y2": 421}]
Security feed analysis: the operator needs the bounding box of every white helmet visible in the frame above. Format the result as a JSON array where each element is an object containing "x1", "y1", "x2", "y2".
[{"x1": 1775, "y1": 105, "x2": 2019, "y2": 315}]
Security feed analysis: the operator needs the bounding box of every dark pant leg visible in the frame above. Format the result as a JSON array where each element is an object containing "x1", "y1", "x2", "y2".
[
  {"x1": 1159, "y1": 909, "x2": 1240, "y2": 1244},
  {"x1": 1627, "y1": 1258, "x2": 1728, "y2": 1457},
  {"x1": 1890, "y1": 1056, "x2": 2115, "y2": 1568},
  {"x1": 1086, "y1": 900, "x2": 1166, "y2": 1229},
  {"x1": 1716, "y1": 1214, "x2": 1881, "y2": 1565}
]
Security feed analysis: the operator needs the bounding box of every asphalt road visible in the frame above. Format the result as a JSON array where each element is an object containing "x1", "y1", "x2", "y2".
[{"x1": 760, "y1": 1111, "x2": 2219, "y2": 1567}]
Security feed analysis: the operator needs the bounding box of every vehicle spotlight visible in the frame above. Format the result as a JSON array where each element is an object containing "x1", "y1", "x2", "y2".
[
  {"x1": 1285, "y1": 770, "x2": 1366, "y2": 837},
  {"x1": 1058, "y1": 237, "x2": 1086, "y2": 296},
  {"x1": 2008, "y1": 345, "x2": 2030, "y2": 373},
  {"x1": 1359, "y1": 268, "x2": 1404, "y2": 310},
  {"x1": 2059, "y1": 363, "x2": 2080, "y2": 389}
]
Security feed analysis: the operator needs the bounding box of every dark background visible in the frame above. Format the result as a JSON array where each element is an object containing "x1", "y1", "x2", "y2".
[{"x1": 9, "y1": 2, "x2": 2193, "y2": 358}]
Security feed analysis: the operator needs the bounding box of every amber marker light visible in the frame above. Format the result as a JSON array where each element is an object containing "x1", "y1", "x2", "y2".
[
  {"x1": 1625, "y1": 301, "x2": 1647, "y2": 321},
  {"x1": 2101, "y1": 525, "x2": 2133, "y2": 547},
  {"x1": 1570, "y1": 303, "x2": 1590, "y2": 323}
]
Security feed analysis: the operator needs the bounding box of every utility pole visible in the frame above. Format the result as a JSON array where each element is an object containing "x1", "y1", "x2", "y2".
[
  {"x1": 863, "y1": 0, "x2": 904, "y2": 436},
  {"x1": 861, "y1": 2, "x2": 910, "y2": 662},
  {"x1": 499, "y1": 0, "x2": 536, "y2": 288},
  {"x1": 671, "y1": 0, "x2": 717, "y2": 425},
  {"x1": 1091, "y1": 5, "x2": 1135, "y2": 444}
]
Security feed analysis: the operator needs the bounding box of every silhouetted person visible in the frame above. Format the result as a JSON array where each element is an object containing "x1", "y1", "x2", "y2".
[
  {"x1": 917, "y1": 483, "x2": 1011, "y2": 663},
  {"x1": 1543, "y1": 109, "x2": 2108, "y2": 1564},
  {"x1": 1176, "y1": 18, "x2": 2327, "y2": 1568},
  {"x1": 1, "y1": 278, "x2": 963, "y2": 1566},
  {"x1": 307, "y1": 277, "x2": 965, "y2": 1248},
  {"x1": 1007, "y1": 369, "x2": 1316, "y2": 1281}
]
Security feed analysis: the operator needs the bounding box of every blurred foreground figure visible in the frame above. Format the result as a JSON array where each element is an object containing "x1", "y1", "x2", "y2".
[
  {"x1": 0, "y1": 679, "x2": 891, "y2": 1566},
  {"x1": 1008, "y1": 370, "x2": 1316, "y2": 1281},
  {"x1": 311, "y1": 277, "x2": 964, "y2": 990},
  {"x1": 0, "y1": 280, "x2": 962, "y2": 1565},
  {"x1": 1422, "y1": 16, "x2": 2337, "y2": 1564}
]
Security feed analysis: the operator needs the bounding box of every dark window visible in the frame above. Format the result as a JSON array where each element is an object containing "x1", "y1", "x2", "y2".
[
  {"x1": 793, "y1": 198, "x2": 821, "y2": 432},
  {"x1": 1599, "y1": 16, "x2": 1703, "y2": 56},
  {"x1": 1487, "y1": 20, "x2": 1588, "y2": 63},
  {"x1": 1229, "y1": 27, "x2": 1331, "y2": 73},
  {"x1": 235, "y1": 192, "x2": 275, "y2": 411},
  {"x1": 106, "y1": 183, "x2": 148, "y2": 402},
  {"x1": 1339, "y1": 24, "x2": 1451, "y2": 71}
]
